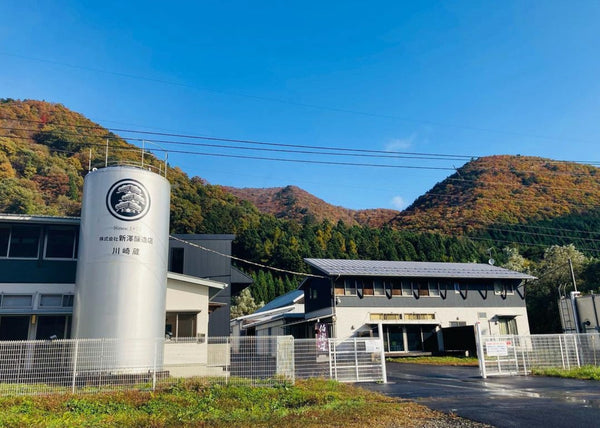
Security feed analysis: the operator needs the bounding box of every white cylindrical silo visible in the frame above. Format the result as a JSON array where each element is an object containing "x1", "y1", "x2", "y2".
[{"x1": 72, "y1": 166, "x2": 170, "y2": 371}]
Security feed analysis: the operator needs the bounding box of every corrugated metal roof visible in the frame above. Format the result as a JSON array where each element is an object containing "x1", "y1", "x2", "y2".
[
  {"x1": 0, "y1": 213, "x2": 80, "y2": 225},
  {"x1": 255, "y1": 289, "x2": 304, "y2": 313},
  {"x1": 304, "y1": 258, "x2": 535, "y2": 280}
]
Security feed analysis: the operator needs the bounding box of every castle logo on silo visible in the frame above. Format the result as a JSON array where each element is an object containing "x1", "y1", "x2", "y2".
[{"x1": 106, "y1": 179, "x2": 151, "y2": 221}]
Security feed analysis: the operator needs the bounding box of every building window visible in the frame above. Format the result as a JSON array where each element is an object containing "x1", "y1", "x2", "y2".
[
  {"x1": 346, "y1": 279, "x2": 357, "y2": 296},
  {"x1": 449, "y1": 321, "x2": 467, "y2": 327},
  {"x1": 165, "y1": 312, "x2": 197, "y2": 339},
  {"x1": 8, "y1": 226, "x2": 40, "y2": 258},
  {"x1": 0, "y1": 316, "x2": 30, "y2": 341},
  {"x1": 454, "y1": 282, "x2": 461, "y2": 293},
  {"x1": 39, "y1": 294, "x2": 63, "y2": 307},
  {"x1": 38, "y1": 294, "x2": 74, "y2": 308},
  {"x1": 1, "y1": 294, "x2": 33, "y2": 308},
  {"x1": 62, "y1": 295, "x2": 74, "y2": 307},
  {"x1": 45, "y1": 228, "x2": 78, "y2": 259},
  {"x1": 494, "y1": 281, "x2": 515, "y2": 296},
  {"x1": 498, "y1": 316, "x2": 518, "y2": 335},
  {"x1": 0, "y1": 227, "x2": 9, "y2": 257},
  {"x1": 373, "y1": 279, "x2": 385, "y2": 296},
  {"x1": 428, "y1": 281, "x2": 440, "y2": 297},
  {"x1": 370, "y1": 313, "x2": 402, "y2": 321},
  {"x1": 417, "y1": 281, "x2": 429, "y2": 297},
  {"x1": 170, "y1": 247, "x2": 184, "y2": 274},
  {"x1": 404, "y1": 313, "x2": 435, "y2": 321},
  {"x1": 401, "y1": 280, "x2": 412, "y2": 296},
  {"x1": 362, "y1": 280, "x2": 374, "y2": 296}
]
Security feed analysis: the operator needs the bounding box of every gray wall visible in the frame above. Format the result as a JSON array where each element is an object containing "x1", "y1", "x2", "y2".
[{"x1": 169, "y1": 234, "x2": 236, "y2": 336}]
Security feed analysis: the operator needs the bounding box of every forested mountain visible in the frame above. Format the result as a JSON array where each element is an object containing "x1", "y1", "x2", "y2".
[
  {"x1": 2, "y1": 99, "x2": 599, "y2": 332},
  {"x1": 0, "y1": 99, "x2": 484, "y2": 300},
  {"x1": 223, "y1": 185, "x2": 398, "y2": 227},
  {"x1": 393, "y1": 155, "x2": 600, "y2": 236}
]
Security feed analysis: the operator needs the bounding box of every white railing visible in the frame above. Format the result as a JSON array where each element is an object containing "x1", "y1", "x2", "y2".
[
  {"x1": 475, "y1": 325, "x2": 600, "y2": 378},
  {"x1": 0, "y1": 336, "x2": 385, "y2": 396}
]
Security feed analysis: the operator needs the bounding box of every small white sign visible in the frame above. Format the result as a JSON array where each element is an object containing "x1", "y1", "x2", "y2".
[
  {"x1": 486, "y1": 341, "x2": 509, "y2": 357},
  {"x1": 365, "y1": 340, "x2": 382, "y2": 353}
]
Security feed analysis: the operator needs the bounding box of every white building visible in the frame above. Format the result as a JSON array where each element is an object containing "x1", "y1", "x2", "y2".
[{"x1": 252, "y1": 258, "x2": 535, "y2": 355}]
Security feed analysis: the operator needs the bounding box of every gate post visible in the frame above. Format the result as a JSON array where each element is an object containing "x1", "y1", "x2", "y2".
[
  {"x1": 378, "y1": 324, "x2": 387, "y2": 383},
  {"x1": 475, "y1": 323, "x2": 487, "y2": 378}
]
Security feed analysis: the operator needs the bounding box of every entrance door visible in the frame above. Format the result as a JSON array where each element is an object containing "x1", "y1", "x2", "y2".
[{"x1": 0, "y1": 316, "x2": 30, "y2": 340}]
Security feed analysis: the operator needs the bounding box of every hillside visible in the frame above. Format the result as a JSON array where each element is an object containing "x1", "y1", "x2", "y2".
[
  {"x1": 223, "y1": 185, "x2": 398, "y2": 228},
  {"x1": 391, "y1": 155, "x2": 600, "y2": 237},
  {"x1": 0, "y1": 99, "x2": 484, "y2": 283}
]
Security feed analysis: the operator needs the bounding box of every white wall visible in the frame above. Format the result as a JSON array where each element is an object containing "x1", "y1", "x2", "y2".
[{"x1": 334, "y1": 305, "x2": 530, "y2": 340}]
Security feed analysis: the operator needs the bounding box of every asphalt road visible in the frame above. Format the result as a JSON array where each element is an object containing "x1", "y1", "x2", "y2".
[{"x1": 364, "y1": 363, "x2": 600, "y2": 428}]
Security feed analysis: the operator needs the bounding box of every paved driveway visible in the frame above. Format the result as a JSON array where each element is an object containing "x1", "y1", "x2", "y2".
[{"x1": 364, "y1": 363, "x2": 600, "y2": 428}]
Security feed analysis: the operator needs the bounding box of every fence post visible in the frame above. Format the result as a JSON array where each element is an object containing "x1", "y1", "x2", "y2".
[
  {"x1": 512, "y1": 335, "x2": 519, "y2": 374},
  {"x1": 573, "y1": 334, "x2": 581, "y2": 368},
  {"x1": 378, "y1": 336, "x2": 388, "y2": 384},
  {"x1": 226, "y1": 337, "x2": 230, "y2": 385},
  {"x1": 520, "y1": 337, "x2": 528, "y2": 375},
  {"x1": 152, "y1": 339, "x2": 158, "y2": 391},
  {"x1": 475, "y1": 323, "x2": 487, "y2": 379},
  {"x1": 328, "y1": 339, "x2": 333, "y2": 380},
  {"x1": 559, "y1": 335, "x2": 566, "y2": 369},
  {"x1": 354, "y1": 338, "x2": 359, "y2": 382},
  {"x1": 17, "y1": 342, "x2": 24, "y2": 385},
  {"x1": 71, "y1": 340, "x2": 79, "y2": 394}
]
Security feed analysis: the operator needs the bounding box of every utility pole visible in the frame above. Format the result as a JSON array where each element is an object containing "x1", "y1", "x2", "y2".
[{"x1": 568, "y1": 258, "x2": 578, "y2": 292}]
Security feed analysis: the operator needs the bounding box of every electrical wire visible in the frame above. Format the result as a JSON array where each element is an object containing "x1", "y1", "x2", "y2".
[{"x1": 169, "y1": 235, "x2": 325, "y2": 279}]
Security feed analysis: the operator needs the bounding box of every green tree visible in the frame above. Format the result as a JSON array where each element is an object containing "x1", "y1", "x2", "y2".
[
  {"x1": 230, "y1": 288, "x2": 264, "y2": 319},
  {"x1": 528, "y1": 244, "x2": 589, "y2": 333}
]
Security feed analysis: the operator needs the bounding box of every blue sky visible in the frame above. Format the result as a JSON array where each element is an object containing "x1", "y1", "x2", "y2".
[{"x1": 1, "y1": 1, "x2": 599, "y2": 210}]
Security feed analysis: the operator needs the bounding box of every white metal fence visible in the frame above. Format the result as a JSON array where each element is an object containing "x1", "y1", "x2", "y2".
[
  {"x1": 475, "y1": 327, "x2": 600, "y2": 378},
  {"x1": 0, "y1": 336, "x2": 385, "y2": 395}
]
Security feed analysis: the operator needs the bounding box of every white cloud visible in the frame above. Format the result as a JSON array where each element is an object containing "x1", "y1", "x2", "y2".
[
  {"x1": 390, "y1": 196, "x2": 406, "y2": 210},
  {"x1": 384, "y1": 133, "x2": 416, "y2": 152}
]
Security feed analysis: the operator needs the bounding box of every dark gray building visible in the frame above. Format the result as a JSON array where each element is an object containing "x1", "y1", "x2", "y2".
[{"x1": 168, "y1": 234, "x2": 252, "y2": 336}]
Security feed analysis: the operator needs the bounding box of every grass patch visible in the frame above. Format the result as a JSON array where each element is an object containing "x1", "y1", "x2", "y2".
[
  {"x1": 530, "y1": 365, "x2": 600, "y2": 381},
  {"x1": 0, "y1": 378, "x2": 473, "y2": 427},
  {"x1": 387, "y1": 356, "x2": 479, "y2": 366}
]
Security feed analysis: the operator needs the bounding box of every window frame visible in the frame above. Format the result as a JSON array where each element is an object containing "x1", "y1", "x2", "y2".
[
  {"x1": 401, "y1": 280, "x2": 412, "y2": 297},
  {"x1": 43, "y1": 227, "x2": 78, "y2": 260},
  {"x1": 1, "y1": 294, "x2": 34, "y2": 309},
  {"x1": 7, "y1": 226, "x2": 41, "y2": 259},
  {"x1": 428, "y1": 280, "x2": 440, "y2": 297},
  {"x1": 373, "y1": 279, "x2": 385, "y2": 296},
  {"x1": 0, "y1": 226, "x2": 9, "y2": 258}
]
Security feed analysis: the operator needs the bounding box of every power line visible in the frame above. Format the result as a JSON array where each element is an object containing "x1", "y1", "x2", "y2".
[
  {"x1": 0, "y1": 121, "x2": 474, "y2": 160},
  {"x1": 2, "y1": 51, "x2": 599, "y2": 146},
  {"x1": 169, "y1": 235, "x2": 324, "y2": 279}
]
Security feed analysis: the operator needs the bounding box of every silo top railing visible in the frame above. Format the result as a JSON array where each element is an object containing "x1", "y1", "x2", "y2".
[{"x1": 88, "y1": 139, "x2": 168, "y2": 178}]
